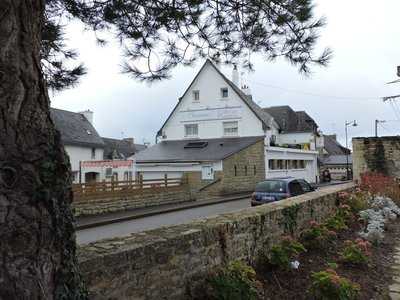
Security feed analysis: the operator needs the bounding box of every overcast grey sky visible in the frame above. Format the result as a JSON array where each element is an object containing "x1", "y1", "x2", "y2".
[{"x1": 52, "y1": 0, "x2": 400, "y2": 147}]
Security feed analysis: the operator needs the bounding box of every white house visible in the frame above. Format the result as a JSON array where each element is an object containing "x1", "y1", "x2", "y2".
[
  {"x1": 51, "y1": 108, "x2": 146, "y2": 183},
  {"x1": 135, "y1": 59, "x2": 319, "y2": 188}
]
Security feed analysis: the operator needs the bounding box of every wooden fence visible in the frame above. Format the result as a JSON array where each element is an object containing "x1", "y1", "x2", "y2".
[{"x1": 72, "y1": 176, "x2": 186, "y2": 202}]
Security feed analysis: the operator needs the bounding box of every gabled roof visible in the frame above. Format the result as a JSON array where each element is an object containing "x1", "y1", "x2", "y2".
[
  {"x1": 135, "y1": 136, "x2": 264, "y2": 163},
  {"x1": 321, "y1": 154, "x2": 352, "y2": 165},
  {"x1": 102, "y1": 137, "x2": 147, "y2": 159},
  {"x1": 50, "y1": 108, "x2": 105, "y2": 148},
  {"x1": 263, "y1": 106, "x2": 317, "y2": 133},
  {"x1": 157, "y1": 59, "x2": 273, "y2": 136},
  {"x1": 323, "y1": 135, "x2": 351, "y2": 155}
]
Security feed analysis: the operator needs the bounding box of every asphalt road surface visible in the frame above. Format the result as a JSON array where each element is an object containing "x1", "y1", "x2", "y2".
[
  {"x1": 76, "y1": 183, "x2": 347, "y2": 245},
  {"x1": 77, "y1": 197, "x2": 250, "y2": 244}
]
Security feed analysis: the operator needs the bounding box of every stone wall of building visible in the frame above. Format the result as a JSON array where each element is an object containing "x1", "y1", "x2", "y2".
[
  {"x1": 353, "y1": 136, "x2": 400, "y2": 180},
  {"x1": 185, "y1": 140, "x2": 265, "y2": 199},
  {"x1": 221, "y1": 139, "x2": 265, "y2": 193},
  {"x1": 78, "y1": 182, "x2": 354, "y2": 300},
  {"x1": 73, "y1": 185, "x2": 193, "y2": 217}
]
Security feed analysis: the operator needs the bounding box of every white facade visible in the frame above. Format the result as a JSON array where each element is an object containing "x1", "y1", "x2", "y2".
[
  {"x1": 144, "y1": 59, "x2": 319, "y2": 183},
  {"x1": 277, "y1": 132, "x2": 317, "y2": 150},
  {"x1": 135, "y1": 161, "x2": 223, "y2": 180},
  {"x1": 160, "y1": 63, "x2": 265, "y2": 140},
  {"x1": 64, "y1": 145, "x2": 104, "y2": 183},
  {"x1": 81, "y1": 160, "x2": 135, "y2": 183},
  {"x1": 265, "y1": 146, "x2": 318, "y2": 183}
]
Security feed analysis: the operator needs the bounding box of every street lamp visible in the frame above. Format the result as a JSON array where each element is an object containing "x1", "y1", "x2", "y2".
[{"x1": 345, "y1": 120, "x2": 357, "y2": 180}]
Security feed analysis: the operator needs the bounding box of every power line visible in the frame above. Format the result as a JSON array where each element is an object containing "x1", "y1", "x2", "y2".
[{"x1": 249, "y1": 80, "x2": 382, "y2": 101}]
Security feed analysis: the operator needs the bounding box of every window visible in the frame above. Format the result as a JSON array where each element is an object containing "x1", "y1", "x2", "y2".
[
  {"x1": 244, "y1": 165, "x2": 248, "y2": 176},
  {"x1": 112, "y1": 172, "x2": 118, "y2": 181},
  {"x1": 221, "y1": 87, "x2": 229, "y2": 98},
  {"x1": 201, "y1": 166, "x2": 214, "y2": 180},
  {"x1": 298, "y1": 179, "x2": 313, "y2": 192},
  {"x1": 268, "y1": 160, "x2": 274, "y2": 170},
  {"x1": 105, "y1": 168, "x2": 113, "y2": 177},
  {"x1": 184, "y1": 124, "x2": 198, "y2": 137},
  {"x1": 256, "y1": 180, "x2": 287, "y2": 193},
  {"x1": 91, "y1": 148, "x2": 96, "y2": 159},
  {"x1": 299, "y1": 160, "x2": 305, "y2": 169},
  {"x1": 254, "y1": 165, "x2": 257, "y2": 175},
  {"x1": 288, "y1": 180, "x2": 304, "y2": 196},
  {"x1": 234, "y1": 165, "x2": 237, "y2": 176},
  {"x1": 193, "y1": 90, "x2": 200, "y2": 101},
  {"x1": 277, "y1": 160, "x2": 284, "y2": 170},
  {"x1": 223, "y1": 121, "x2": 238, "y2": 136},
  {"x1": 124, "y1": 171, "x2": 133, "y2": 181},
  {"x1": 292, "y1": 160, "x2": 298, "y2": 169}
]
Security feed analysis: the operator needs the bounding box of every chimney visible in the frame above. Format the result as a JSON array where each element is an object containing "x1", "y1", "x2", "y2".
[
  {"x1": 79, "y1": 109, "x2": 93, "y2": 125},
  {"x1": 232, "y1": 64, "x2": 239, "y2": 86},
  {"x1": 123, "y1": 137, "x2": 134, "y2": 146},
  {"x1": 241, "y1": 84, "x2": 252, "y2": 96}
]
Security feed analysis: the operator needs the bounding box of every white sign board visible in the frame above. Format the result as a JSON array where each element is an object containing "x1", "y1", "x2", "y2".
[{"x1": 180, "y1": 107, "x2": 242, "y2": 122}]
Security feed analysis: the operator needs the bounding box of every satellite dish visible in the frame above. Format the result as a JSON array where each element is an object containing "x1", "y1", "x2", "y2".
[{"x1": 397, "y1": 66, "x2": 400, "y2": 77}]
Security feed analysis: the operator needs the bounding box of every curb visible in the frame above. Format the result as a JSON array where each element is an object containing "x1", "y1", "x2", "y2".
[{"x1": 76, "y1": 194, "x2": 251, "y2": 230}]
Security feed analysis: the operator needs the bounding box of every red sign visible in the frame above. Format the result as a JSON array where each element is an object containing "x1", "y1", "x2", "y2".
[{"x1": 81, "y1": 160, "x2": 133, "y2": 168}]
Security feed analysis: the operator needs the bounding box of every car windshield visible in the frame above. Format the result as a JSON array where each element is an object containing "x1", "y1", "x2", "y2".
[{"x1": 255, "y1": 180, "x2": 287, "y2": 193}]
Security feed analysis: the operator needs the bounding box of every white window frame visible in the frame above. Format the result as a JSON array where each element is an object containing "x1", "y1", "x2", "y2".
[
  {"x1": 192, "y1": 90, "x2": 200, "y2": 101},
  {"x1": 223, "y1": 121, "x2": 238, "y2": 137},
  {"x1": 184, "y1": 124, "x2": 198, "y2": 137},
  {"x1": 201, "y1": 165, "x2": 214, "y2": 180}
]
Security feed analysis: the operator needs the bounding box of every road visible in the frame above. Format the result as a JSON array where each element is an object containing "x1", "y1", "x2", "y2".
[
  {"x1": 77, "y1": 197, "x2": 250, "y2": 244},
  {"x1": 76, "y1": 183, "x2": 347, "y2": 245}
]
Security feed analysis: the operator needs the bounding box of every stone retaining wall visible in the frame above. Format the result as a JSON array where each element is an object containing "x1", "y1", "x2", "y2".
[
  {"x1": 353, "y1": 136, "x2": 400, "y2": 180},
  {"x1": 78, "y1": 182, "x2": 354, "y2": 299},
  {"x1": 73, "y1": 186, "x2": 192, "y2": 217}
]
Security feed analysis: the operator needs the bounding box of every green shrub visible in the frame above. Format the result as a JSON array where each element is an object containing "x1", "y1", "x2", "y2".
[
  {"x1": 341, "y1": 238, "x2": 371, "y2": 265},
  {"x1": 338, "y1": 190, "x2": 369, "y2": 214},
  {"x1": 325, "y1": 205, "x2": 354, "y2": 231},
  {"x1": 325, "y1": 214, "x2": 347, "y2": 231},
  {"x1": 309, "y1": 269, "x2": 360, "y2": 300},
  {"x1": 208, "y1": 260, "x2": 259, "y2": 300},
  {"x1": 269, "y1": 236, "x2": 306, "y2": 269},
  {"x1": 301, "y1": 220, "x2": 337, "y2": 250}
]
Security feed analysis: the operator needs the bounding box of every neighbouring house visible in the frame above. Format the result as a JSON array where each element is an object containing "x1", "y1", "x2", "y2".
[
  {"x1": 263, "y1": 105, "x2": 319, "y2": 150},
  {"x1": 135, "y1": 59, "x2": 319, "y2": 198},
  {"x1": 51, "y1": 108, "x2": 146, "y2": 183},
  {"x1": 51, "y1": 108, "x2": 105, "y2": 183},
  {"x1": 319, "y1": 134, "x2": 352, "y2": 180}
]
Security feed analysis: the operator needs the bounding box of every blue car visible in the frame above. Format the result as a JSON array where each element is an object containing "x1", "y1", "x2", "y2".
[{"x1": 251, "y1": 177, "x2": 315, "y2": 206}]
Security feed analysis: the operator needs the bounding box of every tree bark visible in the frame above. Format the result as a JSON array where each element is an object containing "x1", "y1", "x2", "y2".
[{"x1": 0, "y1": 1, "x2": 87, "y2": 299}]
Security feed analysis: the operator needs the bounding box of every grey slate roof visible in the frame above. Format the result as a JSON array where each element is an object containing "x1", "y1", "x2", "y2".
[
  {"x1": 50, "y1": 108, "x2": 104, "y2": 148},
  {"x1": 321, "y1": 155, "x2": 352, "y2": 166},
  {"x1": 323, "y1": 135, "x2": 351, "y2": 155},
  {"x1": 263, "y1": 106, "x2": 317, "y2": 133},
  {"x1": 157, "y1": 59, "x2": 273, "y2": 136},
  {"x1": 103, "y1": 137, "x2": 147, "y2": 159},
  {"x1": 135, "y1": 136, "x2": 264, "y2": 163}
]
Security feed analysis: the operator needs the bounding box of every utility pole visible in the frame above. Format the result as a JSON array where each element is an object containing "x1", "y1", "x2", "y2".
[
  {"x1": 345, "y1": 120, "x2": 357, "y2": 180},
  {"x1": 383, "y1": 66, "x2": 400, "y2": 101},
  {"x1": 375, "y1": 120, "x2": 386, "y2": 137}
]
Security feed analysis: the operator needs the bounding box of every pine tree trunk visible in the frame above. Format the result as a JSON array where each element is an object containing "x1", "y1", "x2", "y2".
[{"x1": 0, "y1": 1, "x2": 86, "y2": 299}]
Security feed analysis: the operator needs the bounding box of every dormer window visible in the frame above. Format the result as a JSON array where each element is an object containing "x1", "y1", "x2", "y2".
[
  {"x1": 221, "y1": 87, "x2": 228, "y2": 98},
  {"x1": 193, "y1": 90, "x2": 200, "y2": 101}
]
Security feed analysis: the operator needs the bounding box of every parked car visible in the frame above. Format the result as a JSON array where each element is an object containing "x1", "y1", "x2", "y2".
[{"x1": 251, "y1": 177, "x2": 315, "y2": 206}]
